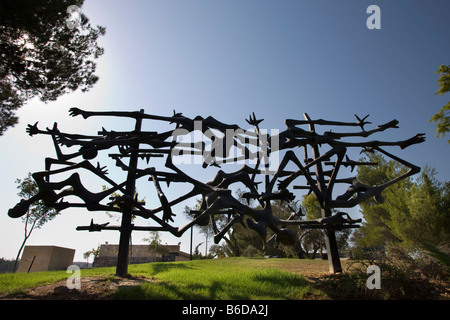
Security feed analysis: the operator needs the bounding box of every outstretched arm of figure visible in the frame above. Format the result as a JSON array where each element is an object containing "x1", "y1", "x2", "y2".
[
  {"x1": 137, "y1": 185, "x2": 204, "y2": 220},
  {"x1": 175, "y1": 188, "x2": 269, "y2": 238},
  {"x1": 285, "y1": 114, "x2": 371, "y2": 130},
  {"x1": 8, "y1": 172, "x2": 124, "y2": 218},
  {"x1": 69, "y1": 107, "x2": 155, "y2": 120},
  {"x1": 207, "y1": 165, "x2": 261, "y2": 196},
  {"x1": 69, "y1": 107, "x2": 194, "y2": 128},
  {"x1": 323, "y1": 119, "x2": 399, "y2": 139},
  {"x1": 373, "y1": 146, "x2": 421, "y2": 188},
  {"x1": 330, "y1": 146, "x2": 421, "y2": 208},
  {"x1": 268, "y1": 150, "x2": 322, "y2": 202},
  {"x1": 151, "y1": 175, "x2": 175, "y2": 223},
  {"x1": 43, "y1": 159, "x2": 124, "y2": 194},
  {"x1": 164, "y1": 154, "x2": 213, "y2": 193},
  {"x1": 331, "y1": 133, "x2": 425, "y2": 150},
  {"x1": 9, "y1": 158, "x2": 134, "y2": 219},
  {"x1": 26, "y1": 122, "x2": 99, "y2": 140},
  {"x1": 321, "y1": 146, "x2": 347, "y2": 208},
  {"x1": 212, "y1": 213, "x2": 242, "y2": 244},
  {"x1": 276, "y1": 212, "x2": 362, "y2": 228}
]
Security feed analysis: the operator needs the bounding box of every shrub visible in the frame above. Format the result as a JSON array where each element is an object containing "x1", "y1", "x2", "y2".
[{"x1": 342, "y1": 244, "x2": 449, "y2": 299}]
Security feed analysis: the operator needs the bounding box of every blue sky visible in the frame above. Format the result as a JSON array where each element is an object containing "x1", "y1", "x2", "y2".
[{"x1": 0, "y1": 0, "x2": 449, "y2": 261}]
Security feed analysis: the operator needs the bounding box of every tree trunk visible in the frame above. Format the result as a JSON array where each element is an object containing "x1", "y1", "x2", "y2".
[
  {"x1": 13, "y1": 217, "x2": 36, "y2": 273},
  {"x1": 293, "y1": 240, "x2": 305, "y2": 259}
]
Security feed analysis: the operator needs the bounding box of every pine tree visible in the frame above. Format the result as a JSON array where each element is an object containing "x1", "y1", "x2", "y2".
[
  {"x1": 0, "y1": 0, "x2": 105, "y2": 135},
  {"x1": 356, "y1": 153, "x2": 450, "y2": 250}
]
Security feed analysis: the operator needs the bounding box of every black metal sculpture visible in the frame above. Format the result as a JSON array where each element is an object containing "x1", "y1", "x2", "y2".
[{"x1": 8, "y1": 108, "x2": 425, "y2": 275}]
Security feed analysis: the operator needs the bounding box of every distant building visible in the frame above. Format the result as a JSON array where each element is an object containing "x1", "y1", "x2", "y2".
[
  {"x1": 17, "y1": 245, "x2": 75, "y2": 273},
  {"x1": 93, "y1": 243, "x2": 190, "y2": 268}
]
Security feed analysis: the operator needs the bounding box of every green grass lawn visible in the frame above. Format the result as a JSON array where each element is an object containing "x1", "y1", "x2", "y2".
[
  {"x1": 0, "y1": 265, "x2": 112, "y2": 296},
  {"x1": 115, "y1": 258, "x2": 325, "y2": 300},
  {"x1": 0, "y1": 258, "x2": 327, "y2": 299},
  {"x1": 2, "y1": 258, "x2": 445, "y2": 300}
]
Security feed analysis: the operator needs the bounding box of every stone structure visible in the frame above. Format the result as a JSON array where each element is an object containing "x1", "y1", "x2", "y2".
[
  {"x1": 93, "y1": 243, "x2": 189, "y2": 268},
  {"x1": 17, "y1": 245, "x2": 75, "y2": 273}
]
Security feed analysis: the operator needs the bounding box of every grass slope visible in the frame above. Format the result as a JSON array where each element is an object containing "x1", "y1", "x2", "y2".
[
  {"x1": 115, "y1": 258, "x2": 325, "y2": 299},
  {"x1": 4, "y1": 258, "x2": 446, "y2": 300},
  {"x1": 0, "y1": 265, "x2": 111, "y2": 296},
  {"x1": 0, "y1": 258, "x2": 327, "y2": 299}
]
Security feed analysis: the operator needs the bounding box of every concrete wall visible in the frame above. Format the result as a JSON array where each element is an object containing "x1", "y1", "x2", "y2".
[
  {"x1": 93, "y1": 244, "x2": 190, "y2": 268},
  {"x1": 17, "y1": 246, "x2": 75, "y2": 273}
]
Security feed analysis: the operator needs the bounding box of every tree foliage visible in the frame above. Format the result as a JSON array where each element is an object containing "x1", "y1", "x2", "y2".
[
  {"x1": 13, "y1": 172, "x2": 60, "y2": 271},
  {"x1": 300, "y1": 194, "x2": 327, "y2": 258},
  {"x1": 430, "y1": 64, "x2": 450, "y2": 143},
  {"x1": 15, "y1": 172, "x2": 60, "y2": 229},
  {"x1": 0, "y1": 0, "x2": 105, "y2": 135},
  {"x1": 142, "y1": 231, "x2": 170, "y2": 256},
  {"x1": 301, "y1": 194, "x2": 352, "y2": 258},
  {"x1": 83, "y1": 246, "x2": 99, "y2": 264},
  {"x1": 355, "y1": 152, "x2": 450, "y2": 250}
]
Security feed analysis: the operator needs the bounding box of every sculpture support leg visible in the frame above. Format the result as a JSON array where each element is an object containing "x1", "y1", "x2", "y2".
[
  {"x1": 116, "y1": 111, "x2": 143, "y2": 277},
  {"x1": 325, "y1": 227, "x2": 342, "y2": 273},
  {"x1": 116, "y1": 208, "x2": 132, "y2": 276},
  {"x1": 322, "y1": 208, "x2": 342, "y2": 273}
]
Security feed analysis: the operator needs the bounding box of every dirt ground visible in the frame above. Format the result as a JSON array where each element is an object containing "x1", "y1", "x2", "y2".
[{"x1": 0, "y1": 275, "x2": 155, "y2": 300}]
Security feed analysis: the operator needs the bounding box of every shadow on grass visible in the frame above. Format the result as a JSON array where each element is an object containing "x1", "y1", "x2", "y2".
[
  {"x1": 130, "y1": 262, "x2": 195, "y2": 277},
  {"x1": 114, "y1": 269, "x2": 319, "y2": 300},
  {"x1": 113, "y1": 280, "x2": 252, "y2": 300},
  {"x1": 253, "y1": 272, "x2": 310, "y2": 289}
]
